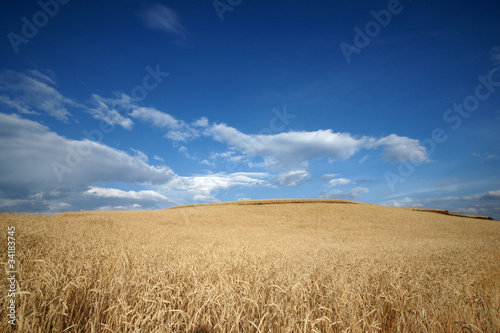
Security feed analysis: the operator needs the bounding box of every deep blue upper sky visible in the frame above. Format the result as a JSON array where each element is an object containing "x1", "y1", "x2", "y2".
[{"x1": 1, "y1": 0, "x2": 499, "y2": 218}]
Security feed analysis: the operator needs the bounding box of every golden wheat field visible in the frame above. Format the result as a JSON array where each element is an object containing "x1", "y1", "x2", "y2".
[{"x1": 1, "y1": 199, "x2": 499, "y2": 332}]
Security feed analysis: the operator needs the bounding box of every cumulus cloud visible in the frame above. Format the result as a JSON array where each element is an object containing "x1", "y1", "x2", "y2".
[
  {"x1": 210, "y1": 124, "x2": 366, "y2": 168},
  {"x1": 0, "y1": 69, "x2": 435, "y2": 211},
  {"x1": 0, "y1": 70, "x2": 81, "y2": 121},
  {"x1": 209, "y1": 124, "x2": 429, "y2": 169},
  {"x1": 0, "y1": 113, "x2": 175, "y2": 212}
]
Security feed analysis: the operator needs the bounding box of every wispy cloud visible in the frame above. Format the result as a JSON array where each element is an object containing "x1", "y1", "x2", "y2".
[
  {"x1": 130, "y1": 106, "x2": 179, "y2": 129},
  {"x1": 88, "y1": 94, "x2": 134, "y2": 130},
  {"x1": 0, "y1": 70, "x2": 81, "y2": 122},
  {"x1": 472, "y1": 152, "x2": 500, "y2": 162},
  {"x1": 141, "y1": 4, "x2": 188, "y2": 41},
  {"x1": 130, "y1": 106, "x2": 207, "y2": 141},
  {"x1": 358, "y1": 155, "x2": 370, "y2": 164},
  {"x1": 27, "y1": 69, "x2": 56, "y2": 85}
]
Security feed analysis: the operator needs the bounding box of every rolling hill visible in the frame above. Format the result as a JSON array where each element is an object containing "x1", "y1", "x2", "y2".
[{"x1": 1, "y1": 199, "x2": 499, "y2": 332}]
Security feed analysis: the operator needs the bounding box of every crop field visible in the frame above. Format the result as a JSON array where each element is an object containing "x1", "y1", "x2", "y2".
[{"x1": 1, "y1": 199, "x2": 499, "y2": 332}]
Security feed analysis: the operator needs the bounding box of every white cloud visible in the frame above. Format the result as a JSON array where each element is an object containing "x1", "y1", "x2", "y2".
[
  {"x1": 165, "y1": 128, "x2": 199, "y2": 141},
  {"x1": 328, "y1": 178, "x2": 353, "y2": 187},
  {"x1": 209, "y1": 124, "x2": 429, "y2": 170},
  {"x1": 0, "y1": 96, "x2": 39, "y2": 115},
  {"x1": 321, "y1": 173, "x2": 339, "y2": 180},
  {"x1": 97, "y1": 203, "x2": 142, "y2": 211},
  {"x1": 193, "y1": 117, "x2": 209, "y2": 128},
  {"x1": 130, "y1": 149, "x2": 149, "y2": 163},
  {"x1": 320, "y1": 187, "x2": 369, "y2": 200},
  {"x1": 274, "y1": 169, "x2": 310, "y2": 186},
  {"x1": 164, "y1": 172, "x2": 269, "y2": 202},
  {"x1": 84, "y1": 187, "x2": 171, "y2": 202},
  {"x1": 0, "y1": 113, "x2": 175, "y2": 212},
  {"x1": 84, "y1": 95, "x2": 203, "y2": 141},
  {"x1": 463, "y1": 190, "x2": 500, "y2": 201},
  {"x1": 456, "y1": 207, "x2": 479, "y2": 214},
  {"x1": 88, "y1": 94, "x2": 134, "y2": 130},
  {"x1": 141, "y1": 4, "x2": 188, "y2": 40},
  {"x1": 130, "y1": 106, "x2": 179, "y2": 129},
  {"x1": 0, "y1": 70, "x2": 80, "y2": 121},
  {"x1": 0, "y1": 72, "x2": 134, "y2": 129},
  {"x1": 27, "y1": 69, "x2": 55, "y2": 85},
  {"x1": 384, "y1": 197, "x2": 424, "y2": 208},
  {"x1": 359, "y1": 155, "x2": 369, "y2": 164},
  {"x1": 366, "y1": 134, "x2": 428, "y2": 163},
  {"x1": 350, "y1": 187, "x2": 370, "y2": 198},
  {"x1": 129, "y1": 106, "x2": 204, "y2": 141},
  {"x1": 153, "y1": 155, "x2": 165, "y2": 162},
  {"x1": 209, "y1": 124, "x2": 366, "y2": 168}
]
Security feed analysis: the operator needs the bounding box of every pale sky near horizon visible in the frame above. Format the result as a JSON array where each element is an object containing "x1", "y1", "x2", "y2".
[{"x1": 0, "y1": 0, "x2": 499, "y2": 218}]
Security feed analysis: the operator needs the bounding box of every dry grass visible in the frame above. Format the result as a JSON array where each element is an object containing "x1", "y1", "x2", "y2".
[{"x1": 1, "y1": 199, "x2": 499, "y2": 332}]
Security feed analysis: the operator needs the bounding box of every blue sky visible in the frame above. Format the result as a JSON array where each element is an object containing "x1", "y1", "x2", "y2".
[{"x1": 0, "y1": 0, "x2": 499, "y2": 218}]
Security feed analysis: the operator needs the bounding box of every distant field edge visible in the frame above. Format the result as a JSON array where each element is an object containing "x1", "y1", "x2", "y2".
[
  {"x1": 409, "y1": 208, "x2": 495, "y2": 221},
  {"x1": 169, "y1": 198, "x2": 496, "y2": 220},
  {"x1": 167, "y1": 198, "x2": 361, "y2": 210}
]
